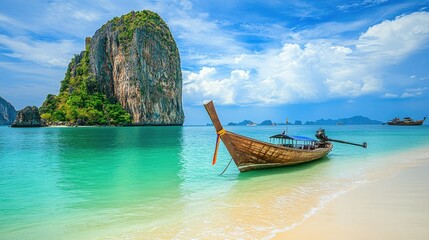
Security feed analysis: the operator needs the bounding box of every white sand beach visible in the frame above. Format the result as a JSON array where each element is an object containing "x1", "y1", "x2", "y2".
[{"x1": 275, "y1": 146, "x2": 429, "y2": 239}]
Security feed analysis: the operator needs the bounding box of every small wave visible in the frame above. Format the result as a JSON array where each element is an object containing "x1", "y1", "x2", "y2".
[{"x1": 263, "y1": 182, "x2": 368, "y2": 240}]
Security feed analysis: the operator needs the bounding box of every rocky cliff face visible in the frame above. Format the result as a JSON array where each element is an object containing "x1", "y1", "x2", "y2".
[
  {"x1": 12, "y1": 106, "x2": 42, "y2": 127},
  {"x1": 89, "y1": 10, "x2": 184, "y2": 125},
  {"x1": 0, "y1": 96, "x2": 16, "y2": 125}
]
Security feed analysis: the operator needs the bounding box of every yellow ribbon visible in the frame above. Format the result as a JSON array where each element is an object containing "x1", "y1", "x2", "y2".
[
  {"x1": 212, "y1": 128, "x2": 226, "y2": 165},
  {"x1": 217, "y1": 128, "x2": 226, "y2": 136}
]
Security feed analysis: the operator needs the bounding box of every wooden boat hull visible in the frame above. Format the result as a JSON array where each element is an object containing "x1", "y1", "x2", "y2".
[
  {"x1": 204, "y1": 100, "x2": 332, "y2": 172},
  {"x1": 221, "y1": 131, "x2": 332, "y2": 172},
  {"x1": 386, "y1": 121, "x2": 424, "y2": 126}
]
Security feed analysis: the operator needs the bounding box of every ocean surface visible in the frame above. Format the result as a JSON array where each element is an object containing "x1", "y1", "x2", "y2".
[{"x1": 1, "y1": 124, "x2": 429, "y2": 239}]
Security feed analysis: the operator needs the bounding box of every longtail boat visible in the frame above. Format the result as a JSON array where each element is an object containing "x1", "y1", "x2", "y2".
[
  {"x1": 204, "y1": 100, "x2": 366, "y2": 172},
  {"x1": 386, "y1": 116, "x2": 426, "y2": 126}
]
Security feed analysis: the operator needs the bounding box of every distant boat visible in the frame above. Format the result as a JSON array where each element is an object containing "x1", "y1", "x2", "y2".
[
  {"x1": 204, "y1": 101, "x2": 367, "y2": 172},
  {"x1": 246, "y1": 122, "x2": 257, "y2": 126},
  {"x1": 386, "y1": 117, "x2": 426, "y2": 126}
]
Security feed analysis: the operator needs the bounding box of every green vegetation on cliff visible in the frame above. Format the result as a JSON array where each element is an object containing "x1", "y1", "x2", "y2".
[
  {"x1": 40, "y1": 10, "x2": 184, "y2": 126},
  {"x1": 108, "y1": 10, "x2": 176, "y2": 52},
  {"x1": 40, "y1": 42, "x2": 131, "y2": 125}
]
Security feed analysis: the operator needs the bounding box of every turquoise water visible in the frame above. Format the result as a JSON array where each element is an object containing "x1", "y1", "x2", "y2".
[{"x1": 1, "y1": 125, "x2": 429, "y2": 239}]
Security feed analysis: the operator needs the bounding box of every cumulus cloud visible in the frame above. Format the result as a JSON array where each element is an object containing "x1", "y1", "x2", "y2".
[
  {"x1": 183, "y1": 11, "x2": 429, "y2": 105},
  {"x1": 183, "y1": 67, "x2": 250, "y2": 105},
  {"x1": 185, "y1": 41, "x2": 379, "y2": 105},
  {"x1": 356, "y1": 12, "x2": 429, "y2": 60}
]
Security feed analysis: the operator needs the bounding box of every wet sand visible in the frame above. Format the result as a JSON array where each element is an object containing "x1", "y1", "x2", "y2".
[{"x1": 274, "y1": 148, "x2": 429, "y2": 240}]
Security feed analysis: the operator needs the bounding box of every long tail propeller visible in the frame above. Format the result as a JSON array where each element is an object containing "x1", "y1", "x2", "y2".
[{"x1": 315, "y1": 129, "x2": 367, "y2": 148}]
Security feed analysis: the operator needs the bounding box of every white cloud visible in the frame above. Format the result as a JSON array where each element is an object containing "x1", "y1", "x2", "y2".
[
  {"x1": 184, "y1": 67, "x2": 217, "y2": 83},
  {"x1": 0, "y1": 61, "x2": 64, "y2": 79},
  {"x1": 72, "y1": 10, "x2": 100, "y2": 22},
  {"x1": 338, "y1": 0, "x2": 389, "y2": 11},
  {"x1": 47, "y1": 1, "x2": 101, "y2": 22},
  {"x1": 0, "y1": 13, "x2": 22, "y2": 27},
  {"x1": 169, "y1": 14, "x2": 243, "y2": 57},
  {"x1": 382, "y1": 87, "x2": 427, "y2": 99},
  {"x1": 401, "y1": 91, "x2": 422, "y2": 98},
  {"x1": 234, "y1": 54, "x2": 246, "y2": 64},
  {"x1": 183, "y1": 11, "x2": 429, "y2": 105},
  {"x1": 356, "y1": 11, "x2": 429, "y2": 61},
  {"x1": 179, "y1": 0, "x2": 193, "y2": 11},
  {"x1": 0, "y1": 35, "x2": 81, "y2": 67},
  {"x1": 183, "y1": 67, "x2": 250, "y2": 105},
  {"x1": 291, "y1": 19, "x2": 370, "y2": 43},
  {"x1": 408, "y1": 87, "x2": 427, "y2": 92},
  {"x1": 160, "y1": 2, "x2": 246, "y2": 66},
  {"x1": 382, "y1": 93, "x2": 399, "y2": 98},
  {"x1": 184, "y1": 41, "x2": 378, "y2": 105}
]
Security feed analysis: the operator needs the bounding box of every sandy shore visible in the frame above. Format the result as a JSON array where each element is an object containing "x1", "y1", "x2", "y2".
[{"x1": 274, "y1": 147, "x2": 429, "y2": 240}]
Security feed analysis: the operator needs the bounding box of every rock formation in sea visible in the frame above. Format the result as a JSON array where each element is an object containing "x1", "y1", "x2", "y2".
[
  {"x1": 90, "y1": 10, "x2": 184, "y2": 125},
  {"x1": 40, "y1": 10, "x2": 184, "y2": 126},
  {"x1": 11, "y1": 106, "x2": 42, "y2": 127},
  {"x1": 0, "y1": 96, "x2": 17, "y2": 125}
]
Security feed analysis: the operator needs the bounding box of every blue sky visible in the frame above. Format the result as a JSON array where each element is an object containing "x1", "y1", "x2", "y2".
[{"x1": 0, "y1": 0, "x2": 428, "y2": 125}]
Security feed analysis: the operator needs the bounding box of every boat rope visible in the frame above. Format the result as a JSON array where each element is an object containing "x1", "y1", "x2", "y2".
[
  {"x1": 217, "y1": 128, "x2": 226, "y2": 136},
  {"x1": 220, "y1": 158, "x2": 233, "y2": 175},
  {"x1": 212, "y1": 128, "x2": 226, "y2": 165}
]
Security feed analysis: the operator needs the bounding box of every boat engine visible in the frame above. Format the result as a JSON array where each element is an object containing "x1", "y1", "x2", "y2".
[{"x1": 315, "y1": 128, "x2": 367, "y2": 148}]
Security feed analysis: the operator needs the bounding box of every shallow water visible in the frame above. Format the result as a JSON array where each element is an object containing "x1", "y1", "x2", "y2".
[{"x1": 1, "y1": 125, "x2": 428, "y2": 239}]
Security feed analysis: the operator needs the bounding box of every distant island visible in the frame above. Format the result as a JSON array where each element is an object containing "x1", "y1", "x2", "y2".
[
  {"x1": 227, "y1": 119, "x2": 275, "y2": 126},
  {"x1": 222, "y1": 116, "x2": 383, "y2": 126},
  {"x1": 305, "y1": 116, "x2": 383, "y2": 125}
]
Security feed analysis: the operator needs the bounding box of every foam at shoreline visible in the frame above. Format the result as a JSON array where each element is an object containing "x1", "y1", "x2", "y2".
[{"x1": 270, "y1": 144, "x2": 429, "y2": 239}]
